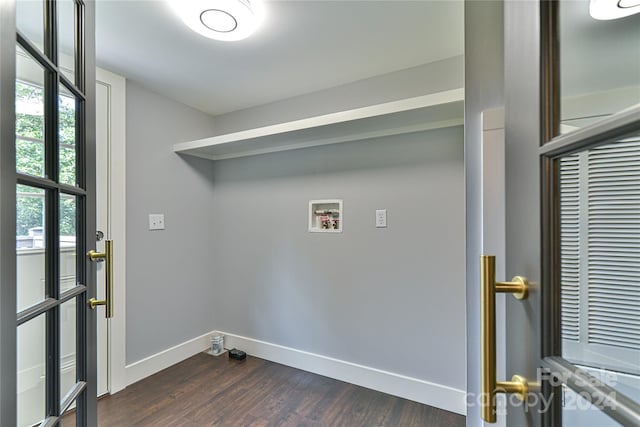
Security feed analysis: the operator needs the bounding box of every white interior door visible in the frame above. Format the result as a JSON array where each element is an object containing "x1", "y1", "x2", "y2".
[{"x1": 94, "y1": 67, "x2": 126, "y2": 397}]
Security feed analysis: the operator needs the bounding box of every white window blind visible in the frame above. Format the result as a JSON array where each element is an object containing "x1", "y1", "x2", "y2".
[
  {"x1": 560, "y1": 154, "x2": 580, "y2": 342},
  {"x1": 587, "y1": 140, "x2": 640, "y2": 351},
  {"x1": 560, "y1": 138, "x2": 640, "y2": 372}
]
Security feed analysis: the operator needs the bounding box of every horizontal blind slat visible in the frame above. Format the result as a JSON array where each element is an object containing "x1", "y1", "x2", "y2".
[
  {"x1": 560, "y1": 154, "x2": 580, "y2": 342},
  {"x1": 587, "y1": 139, "x2": 640, "y2": 352}
]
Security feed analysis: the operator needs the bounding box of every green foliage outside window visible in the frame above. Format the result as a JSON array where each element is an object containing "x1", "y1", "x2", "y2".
[{"x1": 16, "y1": 81, "x2": 77, "y2": 238}]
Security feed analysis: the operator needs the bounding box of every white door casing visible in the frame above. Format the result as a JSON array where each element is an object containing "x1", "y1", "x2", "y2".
[
  {"x1": 95, "y1": 67, "x2": 126, "y2": 395},
  {"x1": 481, "y1": 107, "x2": 507, "y2": 427}
]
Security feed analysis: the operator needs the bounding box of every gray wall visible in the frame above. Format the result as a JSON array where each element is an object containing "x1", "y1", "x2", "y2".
[
  {"x1": 125, "y1": 81, "x2": 218, "y2": 363},
  {"x1": 209, "y1": 126, "x2": 466, "y2": 390},
  {"x1": 212, "y1": 56, "x2": 463, "y2": 134},
  {"x1": 124, "y1": 54, "x2": 467, "y2": 400},
  {"x1": 464, "y1": 1, "x2": 505, "y2": 426}
]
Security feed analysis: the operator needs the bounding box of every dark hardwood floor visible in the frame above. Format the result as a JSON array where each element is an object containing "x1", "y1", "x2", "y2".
[{"x1": 63, "y1": 352, "x2": 465, "y2": 427}]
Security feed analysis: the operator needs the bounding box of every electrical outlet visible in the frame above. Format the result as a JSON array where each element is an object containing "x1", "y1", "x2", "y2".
[
  {"x1": 149, "y1": 214, "x2": 165, "y2": 230},
  {"x1": 375, "y1": 209, "x2": 387, "y2": 228}
]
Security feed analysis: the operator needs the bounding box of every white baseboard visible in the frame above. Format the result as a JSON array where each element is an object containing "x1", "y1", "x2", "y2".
[
  {"x1": 222, "y1": 331, "x2": 467, "y2": 416},
  {"x1": 123, "y1": 330, "x2": 466, "y2": 416},
  {"x1": 125, "y1": 330, "x2": 215, "y2": 386}
]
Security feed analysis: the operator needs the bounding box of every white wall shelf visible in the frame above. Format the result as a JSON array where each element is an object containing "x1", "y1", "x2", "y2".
[{"x1": 173, "y1": 88, "x2": 464, "y2": 160}]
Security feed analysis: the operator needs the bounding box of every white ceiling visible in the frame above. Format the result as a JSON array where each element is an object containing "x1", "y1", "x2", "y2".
[
  {"x1": 560, "y1": 0, "x2": 640, "y2": 98},
  {"x1": 95, "y1": 0, "x2": 464, "y2": 116}
]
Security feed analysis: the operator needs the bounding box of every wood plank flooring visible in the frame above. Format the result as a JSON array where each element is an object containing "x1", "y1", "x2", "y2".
[{"x1": 63, "y1": 353, "x2": 465, "y2": 427}]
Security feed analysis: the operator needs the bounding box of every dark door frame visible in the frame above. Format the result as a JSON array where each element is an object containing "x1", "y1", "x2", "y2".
[
  {"x1": 0, "y1": 1, "x2": 18, "y2": 423},
  {"x1": 0, "y1": 1, "x2": 97, "y2": 425}
]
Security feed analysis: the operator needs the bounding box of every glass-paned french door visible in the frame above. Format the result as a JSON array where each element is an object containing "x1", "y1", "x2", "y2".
[
  {"x1": 540, "y1": 0, "x2": 640, "y2": 425},
  {"x1": 7, "y1": 0, "x2": 97, "y2": 425}
]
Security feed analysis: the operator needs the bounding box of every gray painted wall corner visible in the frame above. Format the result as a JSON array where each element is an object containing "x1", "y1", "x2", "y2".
[
  {"x1": 125, "y1": 81, "x2": 218, "y2": 364},
  {"x1": 123, "y1": 56, "x2": 468, "y2": 410}
]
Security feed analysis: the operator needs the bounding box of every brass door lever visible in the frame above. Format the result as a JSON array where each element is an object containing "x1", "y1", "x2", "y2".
[
  {"x1": 481, "y1": 255, "x2": 530, "y2": 423},
  {"x1": 88, "y1": 239, "x2": 114, "y2": 318}
]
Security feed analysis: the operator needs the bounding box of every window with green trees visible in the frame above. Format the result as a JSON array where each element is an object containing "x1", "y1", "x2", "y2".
[{"x1": 16, "y1": 80, "x2": 77, "y2": 248}]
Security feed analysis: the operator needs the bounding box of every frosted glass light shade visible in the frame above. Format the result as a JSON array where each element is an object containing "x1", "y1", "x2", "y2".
[
  {"x1": 590, "y1": 0, "x2": 640, "y2": 20},
  {"x1": 168, "y1": 0, "x2": 265, "y2": 41}
]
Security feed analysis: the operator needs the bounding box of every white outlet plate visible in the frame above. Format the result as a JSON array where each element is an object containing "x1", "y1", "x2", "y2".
[
  {"x1": 149, "y1": 214, "x2": 165, "y2": 230},
  {"x1": 375, "y1": 209, "x2": 387, "y2": 228}
]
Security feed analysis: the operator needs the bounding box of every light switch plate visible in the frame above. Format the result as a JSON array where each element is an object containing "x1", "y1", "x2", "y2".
[
  {"x1": 149, "y1": 214, "x2": 165, "y2": 230},
  {"x1": 375, "y1": 209, "x2": 387, "y2": 228}
]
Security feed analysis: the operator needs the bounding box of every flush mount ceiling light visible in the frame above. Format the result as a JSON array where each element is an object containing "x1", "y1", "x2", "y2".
[
  {"x1": 590, "y1": 0, "x2": 640, "y2": 20},
  {"x1": 168, "y1": 0, "x2": 265, "y2": 41}
]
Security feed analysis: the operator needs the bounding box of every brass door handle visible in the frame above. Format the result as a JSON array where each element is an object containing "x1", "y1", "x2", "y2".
[
  {"x1": 481, "y1": 255, "x2": 530, "y2": 423},
  {"x1": 88, "y1": 239, "x2": 114, "y2": 318}
]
